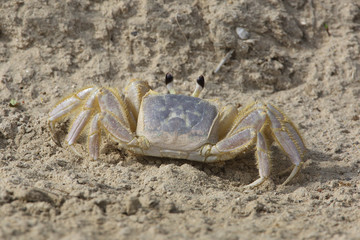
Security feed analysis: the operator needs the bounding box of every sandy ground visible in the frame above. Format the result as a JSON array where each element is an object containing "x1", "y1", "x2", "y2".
[{"x1": 0, "y1": 0, "x2": 359, "y2": 239}]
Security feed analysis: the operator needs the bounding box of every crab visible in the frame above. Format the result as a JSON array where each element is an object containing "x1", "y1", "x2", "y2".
[{"x1": 48, "y1": 73, "x2": 306, "y2": 187}]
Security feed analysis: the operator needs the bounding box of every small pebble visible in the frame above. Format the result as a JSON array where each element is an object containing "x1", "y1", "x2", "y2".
[
  {"x1": 126, "y1": 196, "x2": 141, "y2": 215},
  {"x1": 164, "y1": 199, "x2": 178, "y2": 213},
  {"x1": 236, "y1": 27, "x2": 250, "y2": 40}
]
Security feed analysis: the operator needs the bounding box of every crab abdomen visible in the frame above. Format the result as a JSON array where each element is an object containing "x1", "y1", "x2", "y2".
[{"x1": 137, "y1": 94, "x2": 219, "y2": 151}]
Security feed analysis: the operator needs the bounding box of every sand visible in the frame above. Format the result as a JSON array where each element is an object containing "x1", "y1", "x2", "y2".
[{"x1": 0, "y1": 0, "x2": 359, "y2": 239}]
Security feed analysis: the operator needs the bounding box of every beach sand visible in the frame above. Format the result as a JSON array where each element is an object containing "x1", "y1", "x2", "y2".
[{"x1": 0, "y1": 0, "x2": 359, "y2": 239}]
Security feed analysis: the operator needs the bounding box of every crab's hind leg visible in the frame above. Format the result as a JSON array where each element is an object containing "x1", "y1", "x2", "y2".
[
  {"x1": 97, "y1": 88, "x2": 136, "y2": 148},
  {"x1": 65, "y1": 89, "x2": 99, "y2": 146},
  {"x1": 124, "y1": 79, "x2": 151, "y2": 121},
  {"x1": 266, "y1": 103, "x2": 306, "y2": 185},
  {"x1": 88, "y1": 113, "x2": 101, "y2": 160},
  {"x1": 48, "y1": 87, "x2": 96, "y2": 145},
  {"x1": 63, "y1": 88, "x2": 101, "y2": 158},
  {"x1": 74, "y1": 86, "x2": 140, "y2": 160},
  {"x1": 70, "y1": 86, "x2": 140, "y2": 160}
]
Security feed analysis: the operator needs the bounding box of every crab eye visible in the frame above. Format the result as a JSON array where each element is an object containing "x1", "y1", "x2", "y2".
[
  {"x1": 165, "y1": 73, "x2": 176, "y2": 94},
  {"x1": 165, "y1": 73, "x2": 174, "y2": 85},
  {"x1": 192, "y1": 75, "x2": 205, "y2": 98},
  {"x1": 197, "y1": 75, "x2": 205, "y2": 88}
]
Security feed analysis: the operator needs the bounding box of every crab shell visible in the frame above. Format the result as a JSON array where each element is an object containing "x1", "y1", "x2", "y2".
[{"x1": 135, "y1": 92, "x2": 220, "y2": 159}]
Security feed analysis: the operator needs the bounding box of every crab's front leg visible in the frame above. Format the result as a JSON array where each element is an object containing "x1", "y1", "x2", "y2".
[
  {"x1": 203, "y1": 102, "x2": 306, "y2": 187},
  {"x1": 205, "y1": 104, "x2": 271, "y2": 187}
]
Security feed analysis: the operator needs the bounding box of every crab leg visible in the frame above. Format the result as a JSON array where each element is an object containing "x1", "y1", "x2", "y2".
[
  {"x1": 97, "y1": 88, "x2": 135, "y2": 144},
  {"x1": 218, "y1": 106, "x2": 272, "y2": 187},
  {"x1": 124, "y1": 79, "x2": 151, "y2": 121},
  {"x1": 266, "y1": 104, "x2": 306, "y2": 185},
  {"x1": 266, "y1": 104, "x2": 306, "y2": 155},
  {"x1": 98, "y1": 88, "x2": 132, "y2": 128},
  {"x1": 48, "y1": 87, "x2": 95, "y2": 123},
  {"x1": 48, "y1": 97, "x2": 79, "y2": 126},
  {"x1": 206, "y1": 101, "x2": 306, "y2": 186},
  {"x1": 210, "y1": 107, "x2": 267, "y2": 155},
  {"x1": 88, "y1": 113, "x2": 101, "y2": 160},
  {"x1": 231, "y1": 104, "x2": 267, "y2": 132},
  {"x1": 246, "y1": 132, "x2": 271, "y2": 187},
  {"x1": 48, "y1": 87, "x2": 95, "y2": 143},
  {"x1": 66, "y1": 110, "x2": 91, "y2": 145},
  {"x1": 208, "y1": 128, "x2": 256, "y2": 157},
  {"x1": 65, "y1": 89, "x2": 99, "y2": 146},
  {"x1": 217, "y1": 105, "x2": 238, "y2": 140},
  {"x1": 100, "y1": 112, "x2": 134, "y2": 143}
]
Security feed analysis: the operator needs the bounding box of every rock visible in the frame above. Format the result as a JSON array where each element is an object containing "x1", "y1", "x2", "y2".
[
  {"x1": 125, "y1": 196, "x2": 142, "y2": 215},
  {"x1": 21, "y1": 189, "x2": 55, "y2": 206}
]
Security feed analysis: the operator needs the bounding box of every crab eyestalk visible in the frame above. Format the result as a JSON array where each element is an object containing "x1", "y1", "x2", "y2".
[
  {"x1": 192, "y1": 75, "x2": 205, "y2": 98},
  {"x1": 165, "y1": 73, "x2": 176, "y2": 94}
]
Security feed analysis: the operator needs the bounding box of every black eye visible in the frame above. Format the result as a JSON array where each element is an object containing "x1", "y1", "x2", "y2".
[
  {"x1": 165, "y1": 73, "x2": 173, "y2": 85},
  {"x1": 197, "y1": 75, "x2": 205, "y2": 88}
]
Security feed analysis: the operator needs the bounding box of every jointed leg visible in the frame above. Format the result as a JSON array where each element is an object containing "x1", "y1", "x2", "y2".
[
  {"x1": 266, "y1": 103, "x2": 306, "y2": 185},
  {"x1": 246, "y1": 132, "x2": 271, "y2": 187},
  {"x1": 217, "y1": 105, "x2": 238, "y2": 140},
  {"x1": 65, "y1": 89, "x2": 99, "y2": 146},
  {"x1": 213, "y1": 104, "x2": 272, "y2": 187},
  {"x1": 48, "y1": 84, "x2": 143, "y2": 160},
  {"x1": 48, "y1": 87, "x2": 95, "y2": 145},
  {"x1": 204, "y1": 105, "x2": 267, "y2": 161},
  {"x1": 88, "y1": 113, "x2": 101, "y2": 160},
  {"x1": 203, "y1": 102, "x2": 306, "y2": 186},
  {"x1": 124, "y1": 79, "x2": 151, "y2": 121}
]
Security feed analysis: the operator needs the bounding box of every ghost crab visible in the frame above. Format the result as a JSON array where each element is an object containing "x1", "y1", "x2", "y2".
[{"x1": 48, "y1": 73, "x2": 306, "y2": 187}]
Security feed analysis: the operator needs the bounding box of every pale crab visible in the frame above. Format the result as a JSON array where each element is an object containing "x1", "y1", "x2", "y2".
[{"x1": 48, "y1": 73, "x2": 306, "y2": 187}]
